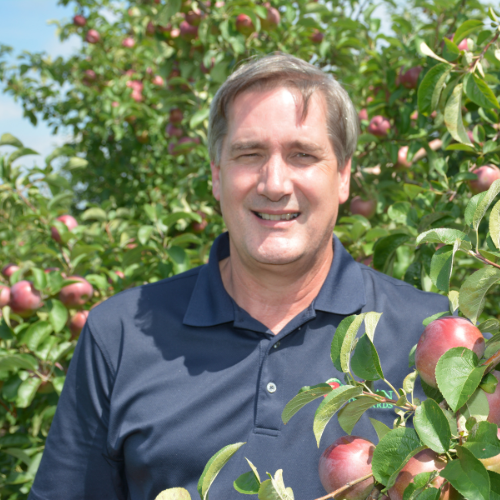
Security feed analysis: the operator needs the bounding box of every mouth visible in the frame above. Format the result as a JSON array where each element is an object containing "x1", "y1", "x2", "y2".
[{"x1": 253, "y1": 211, "x2": 300, "y2": 221}]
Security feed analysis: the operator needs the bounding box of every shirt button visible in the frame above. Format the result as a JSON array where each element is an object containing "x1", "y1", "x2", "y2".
[
  {"x1": 267, "y1": 382, "x2": 277, "y2": 393},
  {"x1": 273, "y1": 341, "x2": 280, "y2": 349}
]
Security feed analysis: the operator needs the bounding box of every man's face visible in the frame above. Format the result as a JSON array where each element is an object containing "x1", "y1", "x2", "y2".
[{"x1": 211, "y1": 86, "x2": 351, "y2": 267}]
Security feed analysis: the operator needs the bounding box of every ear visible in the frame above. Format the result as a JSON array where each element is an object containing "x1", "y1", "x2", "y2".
[
  {"x1": 210, "y1": 161, "x2": 221, "y2": 201},
  {"x1": 338, "y1": 158, "x2": 351, "y2": 205}
]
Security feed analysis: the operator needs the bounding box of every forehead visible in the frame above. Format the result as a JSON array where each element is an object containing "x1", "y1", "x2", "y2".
[{"x1": 225, "y1": 86, "x2": 329, "y2": 140}]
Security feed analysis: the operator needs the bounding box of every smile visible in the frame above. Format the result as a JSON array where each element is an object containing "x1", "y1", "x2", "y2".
[{"x1": 254, "y1": 212, "x2": 300, "y2": 221}]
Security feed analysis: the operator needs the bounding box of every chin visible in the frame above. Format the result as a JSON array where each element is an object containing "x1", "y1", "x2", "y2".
[{"x1": 249, "y1": 241, "x2": 304, "y2": 266}]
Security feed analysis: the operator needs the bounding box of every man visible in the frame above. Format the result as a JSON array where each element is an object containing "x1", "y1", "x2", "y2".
[{"x1": 29, "y1": 54, "x2": 448, "y2": 500}]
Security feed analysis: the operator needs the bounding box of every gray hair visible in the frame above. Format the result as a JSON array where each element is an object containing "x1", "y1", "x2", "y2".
[{"x1": 207, "y1": 53, "x2": 359, "y2": 170}]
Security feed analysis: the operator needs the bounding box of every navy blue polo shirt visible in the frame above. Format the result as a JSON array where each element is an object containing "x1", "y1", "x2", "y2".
[{"x1": 29, "y1": 232, "x2": 448, "y2": 500}]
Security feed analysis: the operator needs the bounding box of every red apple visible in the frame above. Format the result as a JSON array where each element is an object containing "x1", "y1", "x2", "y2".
[
  {"x1": 368, "y1": 116, "x2": 390, "y2": 137},
  {"x1": 235, "y1": 14, "x2": 255, "y2": 36},
  {"x1": 152, "y1": 75, "x2": 164, "y2": 86},
  {"x1": 0, "y1": 285, "x2": 10, "y2": 307},
  {"x1": 319, "y1": 436, "x2": 375, "y2": 499},
  {"x1": 169, "y1": 108, "x2": 183, "y2": 124},
  {"x1": 468, "y1": 165, "x2": 500, "y2": 194},
  {"x1": 310, "y1": 29, "x2": 324, "y2": 43},
  {"x1": 458, "y1": 38, "x2": 468, "y2": 51},
  {"x1": 9, "y1": 280, "x2": 42, "y2": 317},
  {"x1": 69, "y1": 310, "x2": 89, "y2": 339},
  {"x1": 2, "y1": 264, "x2": 20, "y2": 279},
  {"x1": 486, "y1": 371, "x2": 500, "y2": 425},
  {"x1": 415, "y1": 316, "x2": 485, "y2": 388},
  {"x1": 85, "y1": 29, "x2": 100, "y2": 44},
  {"x1": 399, "y1": 66, "x2": 422, "y2": 89},
  {"x1": 185, "y1": 9, "x2": 203, "y2": 26},
  {"x1": 112, "y1": 101, "x2": 119, "y2": 108},
  {"x1": 388, "y1": 449, "x2": 456, "y2": 500},
  {"x1": 350, "y1": 196, "x2": 376, "y2": 219},
  {"x1": 73, "y1": 15, "x2": 87, "y2": 27},
  {"x1": 127, "y1": 80, "x2": 143, "y2": 92},
  {"x1": 261, "y1": 4, "x2": 280, "y2": 30},
  {"x1": 59, "y1": 276, "x2": 94, "y2": 308},
  {"x1": 180, "y1": 21, "x2": 198, "y2": 40},
  {"x1": 410, "y1": 111, "x2": 418, "y2": 120},
  {"x1": 192, "y1": 211, "x2": 208, "y2": 233},
  {"x1": 170, "y1": 27, "x2": 181, "y2": 38},
  {"x1": 358, "y1": 108, "x2": 368, "y2": 121},
  {"x1": 146, "y1": 21, "x2": 155, "y2": 35},
  {"x1": 122, "y1": 37, "x2": 135, "y2": 48},
  {"x1": 82, "y1": 69, "x2": 97, "y2": 86},
  {"x1": 51, "y1": 215, "x2": 78, "y2": 243}
]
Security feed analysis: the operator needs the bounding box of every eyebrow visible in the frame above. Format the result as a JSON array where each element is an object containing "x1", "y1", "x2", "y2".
[{"x1": 228, "y1": 140, "x2": 325, "y2": 154}]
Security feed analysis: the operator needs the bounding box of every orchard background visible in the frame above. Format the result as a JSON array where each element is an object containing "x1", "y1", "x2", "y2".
[{"x1": 1, "y1": 0, "x2": 500, "y2": 497}]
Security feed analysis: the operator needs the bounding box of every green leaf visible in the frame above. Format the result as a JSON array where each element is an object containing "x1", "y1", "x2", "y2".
[
  {"x1": 440, "y1": 446, "x2": 490, "y2": 500},
  {"x1": 337, "y1": 396, "x2": 379, "y2": 434},
  {"x1": 65, "y1": 157, "x2": 88, "y2": 170},
  {"x1": 459, "y1": 388, "x2": 490, "y2": 423},
  {"x1": 465, "y1": 192, "x2": 487, "y2": 227},
  {"x1": 339, "y1": 314, "x2": 366, "y2": 373},
  {"x1": 465, "y1": 74, "x2": 500, "y2": 109},
  {"x1": 453, "y1": 19, "x2": 484, "y2": 45},
  {"x1": 403, "y1": 371, "x2": 418, "y2": 393},
  {"x1": 418, "y1": 63, "x2": 452, "y2": 116},
  {"x1": 331, "y1": 315, "x2": 357, "y2": 371},
  {"x1": 473, "y1": 179, "x2": 500, "y2": 230},
  {"x1": 463, "y1": 421, "x2": 500, "y2": 459},
  {"x1": 16, "y1": 377, "x2": 42, "y2": 408},
  {"x1": 154, "y1": 488, "x2": 192, "y2": 500},
  {"x1": 444, "y1": 84, "x2": 473, "y2": 145},
  {"x1": 430, "y1": 244, "x2": 457, "y2": 293},
  {"x1": 49, "y1": 299, "x2": 68, "y2": 333},
  {"x1": 386, "y1": 444, "x2": 428, "y2": 489},
  {"x1": 478, "y1": 318, "x2": 500, "y2": 335},
  {"x1": 138, "y1": 225, "x2": 155, "y2": 245},
  {"x1": 0, "y1": 354, "x2": 38, "y2": 372},
  {"x1": 416, "y1": 228, "x2": 469, "y2": 250},
  {"x1": 234, "y1": 471, "x2": 260, "y2": 495},
  {"x1": 459, "y1": 267, "x2": 500, "y2": 324},
  {"x1": 7, "y1": 147, "x2": 39, "y2": 165},
  {"x1": 448, "y1": 291, "x2": 460, "y2": 314},
  {"x1": 413, "y1": 399, "x2": 451, "y2": 453},
  {"x1": 281, "y1": 384, "x2": 331, "y2": 424},
  {"x1": 351, "y1": 334, "x2": 384, "y2": 381},
  {"x1": 363, "y1": 311, "x2": 382, "y2": 341},
  {"x1": 197, "y1": 442, "x2": 245, "y2": 500},
  {"x1": 0, "y1": 133, "x2": 23, "y2": 148},
  {"x1": 81, "y1": 207, "x2": 107, "y2": 221},
  {"x1": 190, "y1": 108, "x2": 210, "y2": 129},
  {"x1": 435, "y1": 347, "x2": 486, "y2": 412},
  {"x1": 0, "y1": 318, "x2": 14, "y2": 340},
  {"x1": 313, "y1": 386, "x2": 362, "y2": 447},
  {"x1": 158, "y1": 0, "x2": 181, "y2": 24},
  {"x1": 257, "y1": 470, "x2": 294, "y2": 500},
  {"x1": 371, "y1": 427, "x2": 422, "y2": 486},
  {"x1": 490, "y1": 200, "x2": 500, "y2": 251},
  {"x1": 31, "y1": 268, "x2": 47, "y2": 292},
  {"x1": 373, "y1": 234, "x2": 411, "y2": 271},
  {"x1": 445, "y1": 143, "x2": 476, "y2": 152},
  {"x1": 21, "y1": 321, "x2": 53, "y2": 351},
  {"x1": 369, "y1": 417, "x2": 391, "y2": 441},
  {"x1": 489, "y1": 471, "x2": 500, "y2": 500},
  {"x1": 419, "y1": 42, "x2": 451, "y2": 64},
  {"x1": 422, "y1": 311, "x2": 449, "y2": 327}
]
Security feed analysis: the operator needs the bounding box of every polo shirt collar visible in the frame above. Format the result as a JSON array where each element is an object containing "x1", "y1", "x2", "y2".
[{"x1": 183, "y1": 232, "x2": 366, "y2": 327}]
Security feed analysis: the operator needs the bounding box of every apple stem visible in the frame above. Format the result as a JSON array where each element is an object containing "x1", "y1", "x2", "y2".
[
  {"x1": 481, "y1": 347, "x2": 500, "y2": 374},
  {"x1": 313, "y1": 473, "x2": 374, "y2": 500},
  {"x1": 470, "y1": 30, "x2": 500, "y2": 73},
  {"x1": 469, "y1": 250, "x2": 500, "y2": 271}
]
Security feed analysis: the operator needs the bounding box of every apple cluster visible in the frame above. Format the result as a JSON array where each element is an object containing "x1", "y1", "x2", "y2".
[{"x1": 317, "y1": 316, "x2": 500, "y2": 499}]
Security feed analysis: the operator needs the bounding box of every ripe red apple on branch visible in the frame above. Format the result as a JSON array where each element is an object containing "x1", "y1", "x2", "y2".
[
  {"x1": 59, "y1": 276, "x2": 94, "y2": 308},
  {"x1": 367, "y1": 116, "x2": 390, "y2": 137},
  {"x1": 350, "y1": 196, "x2": 376, "y2": 219},
  {"x1": 69, "y1": 310, "x2": 89, "y2": 339},
  {"x1": 85, "y1": 29, "x2": 100, "y2": 44},
  {"x1": 486, "y1": 371, "x2": 500, "y2": 425},
  {"x1": 2, "y1": 263, "x2": 20, "y2": 279},
  {"x1": 397, "y1": 139, "x2": 443, "y2": 168},
  {"x1": 261, "y1": 3, "x2": 280, "y2": 30},
  {"x1": 9, "y1": 280, "x2": 42, "y2": 317},
  {"x1": 0, "y1": 285, "x2": 10, "y2": 307},
  {"x1": 399, "y1": 66, "x2": 422, "y2": 89},
  {"x1": 468, "y1": 165, "x2": 500, "y2": 194},
  {"x1": 51, "y1": 215, "x2": 78, "y2": 243},
  {"x1": 415, "y1": 316, "x2": 485, "y2": 388},
  {"x1": 73, "y1": 15, "x2": 87, "y2": 27},
  {"x1": 388, "y1": 449, "x2": 456, "y2": 500},
  {"x1": 122, "y1": 37, "x2": 135, "y2": 48},
  {"x1": 180, "y1": 21, "x2": 198, "y2": 41},
  {"x1": 235, "y1": 14, "x2": 254, "y2": 36},
  {"x1": 310, "y1": 29, "x2": 324, "y2": 43},
  {"x1": 318, "y1": 436, "x2": 375, "y2": 499},
  {"x1": 169, "y1": 108, "x2": 183, "y2": 124}
]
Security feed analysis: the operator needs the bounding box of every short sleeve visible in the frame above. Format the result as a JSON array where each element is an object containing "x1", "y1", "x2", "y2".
[{"x1": 28, "y1": 321, "x2": 127, "y2": 500}]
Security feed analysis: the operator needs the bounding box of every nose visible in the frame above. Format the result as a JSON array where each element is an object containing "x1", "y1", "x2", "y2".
[{"x1": 256, "y1": 154, "x2": 293, "y2": 202}]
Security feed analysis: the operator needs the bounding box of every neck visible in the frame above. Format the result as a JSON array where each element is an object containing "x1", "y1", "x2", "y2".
[{"x1": 219, "y1": 237, "x2": 334, "y2": 334}]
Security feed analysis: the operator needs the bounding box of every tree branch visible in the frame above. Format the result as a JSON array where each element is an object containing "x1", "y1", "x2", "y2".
[{"x1": 314, "y1": 473, "x2": 374, "y2": 500}]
